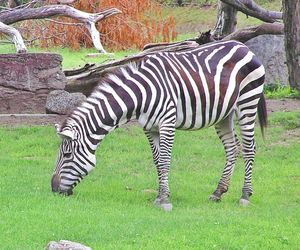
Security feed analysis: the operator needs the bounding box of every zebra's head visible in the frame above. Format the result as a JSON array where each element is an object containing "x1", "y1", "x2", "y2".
[{"x1": 51, "y1": 123, "x2": 96, "y2": 195}]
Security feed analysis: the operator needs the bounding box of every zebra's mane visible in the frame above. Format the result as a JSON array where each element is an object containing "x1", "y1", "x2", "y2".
[
  {"x1": 94, "y1": 60, "x2": 141, "y2": 93},
  {"x1": 60, "y1": 60, "x2": 142, "y2": 130}
]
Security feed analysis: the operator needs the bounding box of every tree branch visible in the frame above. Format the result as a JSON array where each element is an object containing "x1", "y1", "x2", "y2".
[
  {"x1": 0, "y1": 5, "x2": 121, "y2": 53},
  {"x1": 223, "y1": 22, "x2": 284, "y2": 42},
  {"x1": 0, "y1": 5, "x2": 121, "y2": 26},
  {"x1": 0, "y1": 21, "x2": 27, "y2": 53},
  {"x1": 220, "y1": 0, "x2": 282, "y2": 23}
]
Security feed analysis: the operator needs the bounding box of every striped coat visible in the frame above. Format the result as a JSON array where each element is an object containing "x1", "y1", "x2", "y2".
[{"x1": 52, "y1": 40, "x2": 267, "y2": 211}]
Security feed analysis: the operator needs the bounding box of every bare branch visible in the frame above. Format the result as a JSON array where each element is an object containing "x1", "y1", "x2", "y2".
[
  {"x1": 65, "y1": 41, "x2": 200, "y2": 96},
  {"x1": 56, "y1": 0, "x2": 77, "y2": 4},
  {"x1": 0, "y1": 21, "x2": 27, "y2": 53},
  {"x1": 223, "y1": 22, "x2": 284, "y2": 42},
  {"x1": 0, "y1": 5, "x2": 121, "y2": 53},
  {"x1": 45, "y1": 18, "x2": 83, "y2": 26},
  {"x1": 220, "y1": 0, "x2": 282, "y2": 23},
  {"x1": 0, "y1": 5, "x2": 121, "y2": 25}
]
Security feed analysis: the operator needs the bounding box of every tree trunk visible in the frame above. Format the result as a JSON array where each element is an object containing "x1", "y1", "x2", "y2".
[
  {"x1": 213, "y1": 1, "x2": 237, "y2": 39},
  {"x1": 282, "y1": 0, "x2": 300, "y2": 90}
]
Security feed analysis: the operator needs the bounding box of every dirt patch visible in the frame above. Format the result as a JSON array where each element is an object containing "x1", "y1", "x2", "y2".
[
  {"x1": 0, "y1": 114, "x2": 66, "y2": 126},
  {"x1": 0, "y1": 99, "x2": 299, "y2": 126},
  {"x1": 266, "y1": 99, "x2": 300, "y2": 113}
]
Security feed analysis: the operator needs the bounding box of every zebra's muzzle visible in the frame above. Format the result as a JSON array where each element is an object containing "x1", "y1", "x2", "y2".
[
  {"x1": 51, "y1": 174, "x2": 61, "y2": 192},
  {"x1": 51, "y1": 174, "x2": 74, "y2": 195}
]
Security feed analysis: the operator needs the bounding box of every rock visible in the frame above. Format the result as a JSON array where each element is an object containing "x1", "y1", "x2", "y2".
[
  {"x1": 245, "y1": 35, "x2": 289, "y2": 86},
  {"x1": 0, "y1": 53, "x2": 66, "y2": 113},
  {"x1": 46, "y1": 90, "x2": 86, "y2": 115},
  {"x1": 46, "y1": 240, "x2": 92, "y2": 250}
]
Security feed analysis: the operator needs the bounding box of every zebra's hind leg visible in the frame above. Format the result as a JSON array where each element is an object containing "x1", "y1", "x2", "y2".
[
  {"x1": 144, "y1": 125, "x2": 175, "y2": 212},
  {"x1": 210, "y1": 112, "x2": 240, "y2": 202},
  {"x1": 237, "y1": 110, "x2": 257, "y2": 206}
]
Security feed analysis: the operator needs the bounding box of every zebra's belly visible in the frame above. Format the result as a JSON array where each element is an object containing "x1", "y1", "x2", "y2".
[{"x1": 175, "y1": 101, "x2": 237, "y2": 130}]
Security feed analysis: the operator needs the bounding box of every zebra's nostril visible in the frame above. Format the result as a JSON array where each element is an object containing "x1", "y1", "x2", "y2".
[{"x1": 51, "y1": 174, "x2": 60, "y2": 192}]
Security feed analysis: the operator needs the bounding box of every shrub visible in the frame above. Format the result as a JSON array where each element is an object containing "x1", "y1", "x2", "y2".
[{"x1": 25, "y1": 0, "x2": 177, "y2": 51}]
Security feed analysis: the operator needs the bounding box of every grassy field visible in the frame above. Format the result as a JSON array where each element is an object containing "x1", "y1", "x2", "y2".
[{"x1": 1, "y1": 111, "x2": 300, "y2": 249}]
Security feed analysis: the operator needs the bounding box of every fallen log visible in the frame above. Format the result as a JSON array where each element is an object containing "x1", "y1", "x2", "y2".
[{"x1": 65, "y1": 39, "x2": 201, "y2": 96}]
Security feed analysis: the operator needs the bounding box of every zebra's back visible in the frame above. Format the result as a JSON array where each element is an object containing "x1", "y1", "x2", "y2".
[{"x1": 137, "y1": 40, "x2": 265, "y2": 130}]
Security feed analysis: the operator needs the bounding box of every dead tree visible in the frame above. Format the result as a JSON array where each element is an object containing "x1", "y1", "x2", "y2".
[
  {"x1": 213, "y1": 0, "x2": 283, "y2": 40},
  {"x1": 213, "y1": 2, "x2": 237, "y2": 38},
  {"x1": 0, "y1": 1, "x2": 121, "y2": 53}
]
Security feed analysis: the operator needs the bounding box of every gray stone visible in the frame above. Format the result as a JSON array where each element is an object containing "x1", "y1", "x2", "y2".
[
  {"x1": 46, "y1": 240, "x2": 92, "y2": 250},
  {"x1": 0, "y1": 53, "x2": 66, "y2": 113},
  {"x1": 245, "y1": 35, "x2": 288, "y2": 86},
  {"x1": 46, "y1": 90, "x2": 86, "y2": 115}
]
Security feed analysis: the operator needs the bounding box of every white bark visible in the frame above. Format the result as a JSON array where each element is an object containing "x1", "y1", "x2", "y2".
[
  {"x1": 0, "y1": 5, "x2": 121, "y2": 53},
  {"x1": 0, "y1": 21, "x2": 27, "y2": 53}
]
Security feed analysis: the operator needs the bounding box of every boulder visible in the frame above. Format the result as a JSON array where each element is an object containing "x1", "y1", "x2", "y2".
[
  {"x1": 46, "y1": 90, "x2": 86, "y2": 115},
  {"x1": 245, "y1": 35, "x2": 288, "y2": 86},
  {"x1": 0, "y1": 53, "x2": 66, "y2": 113},
  {"x1": 46, "y1": 240, "x2": 92, "y2": 250}
]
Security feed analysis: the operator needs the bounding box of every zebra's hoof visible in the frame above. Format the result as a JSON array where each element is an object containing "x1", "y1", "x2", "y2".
[
  {"x1": 239, "y1": 198, "x2": 250, "y2": 206},
  {"x1": 209, "y1": 194, "x2": 221, "y2": 202},
  {"x1": 154, "y1": 198, "x2": 173, "y2": 212},
  {"x1": 160, "y1": 203, "x2": 173, "y2": 212}
]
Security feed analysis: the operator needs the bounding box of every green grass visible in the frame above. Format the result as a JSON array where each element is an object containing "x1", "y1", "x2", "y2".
[
  {"x1": 0, "y1": 43, "x2": 136, "y2": 69},
  {"x1": 1, "y1": 111, "x2": 300, "y2": 249},
  {"x1": 269, "y1": 111, "x2": 300, "y2": 130},
  {"x1": 264, "y1": 84, "x2": 300, "y2": 99}
]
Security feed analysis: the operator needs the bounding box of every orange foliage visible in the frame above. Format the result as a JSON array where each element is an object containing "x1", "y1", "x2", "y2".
[{"x1": 34, "y1": 0, "x2": 177, "y2": 51}]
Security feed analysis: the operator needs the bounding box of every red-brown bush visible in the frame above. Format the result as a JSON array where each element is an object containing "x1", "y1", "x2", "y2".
[{"x1": 26, "y1": 0, "x2": 177, "y2": 51}]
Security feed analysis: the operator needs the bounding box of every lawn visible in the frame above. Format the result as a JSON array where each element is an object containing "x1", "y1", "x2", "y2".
[{"x1": 1, "y1": 111, "x2": 299, "y2": 249}]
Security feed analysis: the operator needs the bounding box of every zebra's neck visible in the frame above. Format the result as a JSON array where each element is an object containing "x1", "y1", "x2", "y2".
[{"x1": 65, "y1": 67, "x2": 139, "y2": 148}]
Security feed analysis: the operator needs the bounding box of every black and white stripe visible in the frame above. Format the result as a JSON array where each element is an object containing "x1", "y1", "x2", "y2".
[{"x1": 52, "y1": 40, "x2": 267, "y2": 210}]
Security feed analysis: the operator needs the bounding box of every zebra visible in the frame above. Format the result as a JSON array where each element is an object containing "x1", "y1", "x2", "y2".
[{"x1": 51, "y1": 40, "x2": 267, "y2": 211}]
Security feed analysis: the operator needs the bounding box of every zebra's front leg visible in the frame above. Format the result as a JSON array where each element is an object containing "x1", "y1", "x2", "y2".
[
  {"x1": 145, "y1": 129, "x2": 171, "y2": 211},
  {"x1": 144, "y1": 130, "x2": 160, "y2": 166},
  {"x1": 145, "y1": 122, "x2": 175, "y2": 211},
  {"x1": 210, "y1": 114, "x2": 239, "y2": 202},
  {"x1": 155, "y1": 123, "x2": 175, "y2": 211}
]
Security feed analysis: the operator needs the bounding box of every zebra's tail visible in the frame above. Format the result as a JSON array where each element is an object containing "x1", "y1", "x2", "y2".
[{"x1": 257, "y1": 93, "x2": 268, "y2": 138}]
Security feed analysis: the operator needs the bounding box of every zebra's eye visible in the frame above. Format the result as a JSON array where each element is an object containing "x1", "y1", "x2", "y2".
[{"x1": 64, "y1": 152, "x2": 72, "y2": 158}]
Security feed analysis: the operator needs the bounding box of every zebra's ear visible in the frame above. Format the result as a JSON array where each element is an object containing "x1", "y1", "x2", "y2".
[
  {"x1": 57, "y1": 129, "x2": 75, "y2": 140},
  {"x1": 55, "y1": 123, "x2": 61, "y2": 133}
]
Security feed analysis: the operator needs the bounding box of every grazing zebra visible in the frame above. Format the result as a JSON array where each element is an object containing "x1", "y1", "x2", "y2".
[{"x1": 52, "y1": 40, "x2": 267, "y2": 211}]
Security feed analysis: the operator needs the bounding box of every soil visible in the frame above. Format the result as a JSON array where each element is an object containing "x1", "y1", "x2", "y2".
[
  {"x1": 0, "y1": 99, "x2": 299, "y2": 126},
  {"x1": 266, "y1": 99, "x2": 300, "y2": 113}
]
